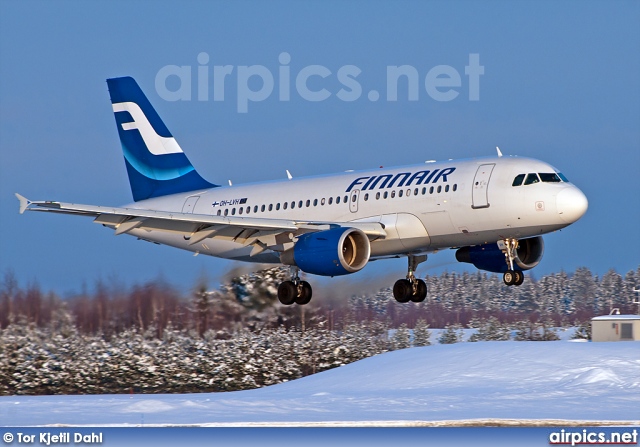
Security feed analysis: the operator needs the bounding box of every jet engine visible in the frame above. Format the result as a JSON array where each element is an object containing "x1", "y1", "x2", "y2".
[
  {"x1": 455, "y1": 236, "x2": 544, "y2": 273},
  {"x1": 281, "y1": 227, "x2": 371, "y2": 276}
]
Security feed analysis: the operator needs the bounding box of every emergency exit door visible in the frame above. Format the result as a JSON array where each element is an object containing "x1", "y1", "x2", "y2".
[{"x1": 349, "y1": 190, "x2": 360, "y2": 213}]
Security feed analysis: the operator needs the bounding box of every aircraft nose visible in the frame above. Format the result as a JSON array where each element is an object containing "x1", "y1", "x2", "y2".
[{"x1": 556, "y1": 186, "x2": 588, "y2": 224}]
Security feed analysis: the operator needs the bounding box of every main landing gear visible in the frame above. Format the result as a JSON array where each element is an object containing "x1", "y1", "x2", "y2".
[
  {"x1": 392, "y1": 255, "x2": 428, "y2": 303},
  {"x1": 502, "y1": 238, "x2": 525, "y2": 286},
  {"x1": 277, "y1": 267, "x2": 313, "y2": 305}
]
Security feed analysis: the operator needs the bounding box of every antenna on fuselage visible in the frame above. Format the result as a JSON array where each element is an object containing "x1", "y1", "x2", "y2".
[
  {"x1": 228, "y1": 180, "x2": 233, "y2": 186},
  {"x1": 286, "y1": 170, "x2": 293, "y2": 180},
  {"x1": 496, "y1": 146, "x2": 503, "y2": 157}
]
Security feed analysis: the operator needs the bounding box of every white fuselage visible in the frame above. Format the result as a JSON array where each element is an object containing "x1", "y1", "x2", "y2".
[{"x1": 122, "y1": 156, "x2": 587, "y2": 264}]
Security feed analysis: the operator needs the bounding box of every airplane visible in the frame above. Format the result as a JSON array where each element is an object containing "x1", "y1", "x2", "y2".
[{"x1": 16, "y1": 76, "x2": 588, "y2": 306}]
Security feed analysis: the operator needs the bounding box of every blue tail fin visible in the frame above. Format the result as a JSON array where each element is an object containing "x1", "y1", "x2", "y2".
[{"x1": 106, "y1": 76, "x2": 217, "y2": 202}]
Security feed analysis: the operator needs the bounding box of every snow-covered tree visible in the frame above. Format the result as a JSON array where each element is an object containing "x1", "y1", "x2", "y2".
[
  {"x1": 468, "y1": 317, "x2": 511, "y2": 342},
  {"x1": 390, "y1": 324, "x2": 411, "y2": 350},
  {"x1": 513, "y1": 319, "x2": 558, "y2": 341},
  {"x1": 412, "y1": 319, "x2": 431, "y2": 346},
  {"x1": 571, "y1": 321, "x2": 592, "y2": 340},
  {"x1": 438, "y1": 324, "x2": 463, "y2": 344}
]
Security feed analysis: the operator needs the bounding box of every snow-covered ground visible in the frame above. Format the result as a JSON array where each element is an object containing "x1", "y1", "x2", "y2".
[{"x1": 1, "y1": 340, "x2": 638, "y2": 427}]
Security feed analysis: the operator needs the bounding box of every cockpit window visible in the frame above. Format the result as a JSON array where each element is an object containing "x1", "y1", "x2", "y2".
[
  {"x1": 524, "y1": 173, "x2": 540, "y2": 185},
  {"x1": 557, "y1": 172, "x2": 569, "y2": 182},
  {"x1": 512, "y1": 174, "x2": 525, "y2": 186},
  {"x1": 539, "y1": 173, "x2": 562, "y2": 183}
]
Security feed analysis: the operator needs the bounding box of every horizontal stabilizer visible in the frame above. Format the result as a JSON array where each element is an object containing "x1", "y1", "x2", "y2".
[{"x1": 15, "y1": 193, "x2": 31, "y2": 214}]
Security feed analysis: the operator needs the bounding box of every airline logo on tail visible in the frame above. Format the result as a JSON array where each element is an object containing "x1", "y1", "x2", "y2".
[
  {"x1": 107, "y1": 76, "x2": 216, "y2": 201},
  {"x1": 112, "y1": 102, "x2": 184, "y2": 156}
]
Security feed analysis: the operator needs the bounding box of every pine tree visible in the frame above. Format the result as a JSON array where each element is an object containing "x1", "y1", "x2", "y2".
[
  {"x1": 412, "y1": 319, "x2": 431, "y2": 346},
  {"x1": 468, "y1": 316, "x2": 511, "y2": 341},
  {"x1": 438, "y1": 324, "x2": 463, "y2": 344},
  {"x1": 571, "y1": 321, "x2": 592, "y2": 340},
  {"x1": 391, "y1": 324, "x2": 411, "y2": 350},
  {"x1": 600, "y1": 269, "x2": 625, "y2": 312}
]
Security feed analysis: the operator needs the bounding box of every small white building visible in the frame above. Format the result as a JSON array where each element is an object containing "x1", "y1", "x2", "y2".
[{"x1": 591, "y1": 313, "x2": 640, "y2": 342}]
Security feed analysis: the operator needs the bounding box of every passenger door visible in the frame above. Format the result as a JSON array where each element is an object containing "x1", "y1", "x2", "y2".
[{"x1": 471, "y1": 164, "x2": 495, "y2": 209}]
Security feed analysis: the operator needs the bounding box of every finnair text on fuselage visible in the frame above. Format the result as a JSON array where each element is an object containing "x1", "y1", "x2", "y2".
[{"x1": 345, "y1": 167, "x2": 456, "y2": 192}]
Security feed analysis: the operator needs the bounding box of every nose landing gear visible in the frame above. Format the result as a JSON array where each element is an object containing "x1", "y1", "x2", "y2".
[
  {"x1": 393, "y1": 255, "x2": 428, "y2": 303},
  {"x1": 501, "y1": 238, "x2": 525, "y2": 286},
  {"x1": 277, "y1": 267, "x2": 313, "y2": 305}
]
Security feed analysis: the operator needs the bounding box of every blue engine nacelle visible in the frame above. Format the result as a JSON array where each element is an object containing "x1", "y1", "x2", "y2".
[
  {"x1": 455, "y1": 236, "x2": 544, "y2": 273},
  {"x1": 281, "y1": 227, "x2": 371, "y2": 276}
]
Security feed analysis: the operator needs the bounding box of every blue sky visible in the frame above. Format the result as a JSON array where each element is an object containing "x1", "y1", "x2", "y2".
[{"x1": 1, "y1": 0, "x2": 638, "y2": 295}]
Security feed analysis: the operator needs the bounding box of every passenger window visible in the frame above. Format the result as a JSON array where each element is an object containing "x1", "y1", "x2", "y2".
[
  {"x1": 217, "y1": 210, "x2": 221, "y2": 216},
  {"x1": 383, "y1": 191, "x2": 388, "y2": 199},
  {"x1": 429, "y1": 186, "x2": 434, "y2": 194},
  {"x1": 391, "y1": 191, "x2": 396, "y2": 198},
  {"x1": 321, "y1": 198, "x2": 325, "y2": 205},
  {"x1": 276, "y1": 203, "x2": 280, "y2": 210},
  {"x1": 269, "y1": 204, "x2": 273, "y2": 211},
  {"x1": 336, "y1": 196, "x2": 341, "y2": 204},
  {"x1": 313, "y1": 199, "x2": 318, "y2": 206},
  {"x1": 414, "y1": 188, "x2": 418, "y2": 196},
  {"x1": 445, "y1": 184, "x2": 449, "y2": 192},
  {"x1": 246, "y1": 206, "x2": 250, "y2": 214},
  {"x1": 437, "y1": 185, "x2": 442, "y2": 193},
  {"x1": 291, "y1": 201, "x2": 295, "y2": 209},
  {"x1": 224, "y1": 209, "x2": 228, "y2": 216},
  {"x1": 306, "y1": 200, "x2": 310, "y2": 207},
  {"x1": 524, "y1": 173, "x2": 540, "y2": 185},
  {"x1": 398, "y1": 190, "x2": 403, "y2": 197},
  {"x1": 283, "y1": 202, "x2": 288, "y2": 210},
  {"x1": 453, "y1": 184, "x2": 457, "y2": 192},
  {"x1": 376, "y1": 192, "x2": 380, "y2": 200},
  {"x1": 422, "y1": 187, "x2": 426, "y2": 195},
  {"x1": 239, "y1": 207, "x2": 243, "y2": 215},
  {"x1": 261, "y1": 205, "x2": 265, "y2": 212},
  {"x1": 512, "y1": 174, "x2": 525, "y2": 186},
  {"x1": 254, "y1": 206, "x2": 258, "y2": 213},
  {"x1": 344, "y1": 195, "x2": 348, "y2": 203},
  {"x1": 232, "y1": 208, "x2": 236, "y2": 215},
  {"x1": 364, "y1": 193, "x2": 369, "y2": 201},
  {"x1": 539, "y1": 173, "x2": 561, "y2": 183},
  {"x1": 298, "y1": 200, "x2": 303, "y2": 208},
  {"x1": 328, "y1": 197, "x2": 333, "y2": 205}
]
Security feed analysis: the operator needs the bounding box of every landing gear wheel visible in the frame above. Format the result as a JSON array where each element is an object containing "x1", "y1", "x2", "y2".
[
  {"x1": 503, "y1": 270, "x2": 516, "y2": 286},
  {"x1": 295, "y1": 281, "x2": 313, "y2": 305},
  {"x1": 277, "y1": 280, "x2": 297, "y2": 305},
  {"x1": 393, "y1": 279, "x2": 412, "y2": 303},
  {"x1": 411, "y1": 279, "x2": 427, "y2": 302},
  {"x1": 514, "y1": 271, "x2": 524, "y2": 286}
]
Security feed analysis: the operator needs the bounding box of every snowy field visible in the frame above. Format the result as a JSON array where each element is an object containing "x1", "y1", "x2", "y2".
[{"x1": 1, "y1": 340, "x2": 638, "y2": 427}]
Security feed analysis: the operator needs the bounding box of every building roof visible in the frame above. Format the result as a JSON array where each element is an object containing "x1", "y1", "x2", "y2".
[{"x1": 592, "y1": 314, "x2": 640, "y2": 321}]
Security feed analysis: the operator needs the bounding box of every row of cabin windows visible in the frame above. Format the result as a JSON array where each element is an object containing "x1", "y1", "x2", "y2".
[
  {"x1": 215, "y1": 183, "x2": 458, "y2": 217},
  {"x1": 512, "y1": 172, "x2": 568, "y2": 187},
  {"x1": 365, "y1": 183, "x2": 458, "y2": 201}
]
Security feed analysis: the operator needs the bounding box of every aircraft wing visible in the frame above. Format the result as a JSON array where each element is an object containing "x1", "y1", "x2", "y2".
[{"x1": 15, "y1": 194, "x2": 387, "y2": 256}]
